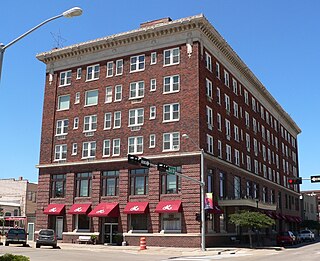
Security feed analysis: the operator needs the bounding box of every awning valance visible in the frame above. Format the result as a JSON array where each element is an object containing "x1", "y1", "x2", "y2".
[
  {"x1": 123, "y1": 202, "x2": 149, "y2": 214},
  {"x1": 43, "y1": 204, "x2": 65, "y2": 215},
  {"x1": 68, "y1": 203, "x2": 91, "y2": 215},
  {"x1": 88, "y1": 203, "x2": 119, "y2": 217},
  {"x1": 155, "y1": 200, "x2": 182, "y2": 213}
]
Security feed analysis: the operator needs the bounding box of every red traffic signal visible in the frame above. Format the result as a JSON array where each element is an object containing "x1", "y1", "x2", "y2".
[{"x1": 288, "y1": 177, "x2": 302, "y2": 184}]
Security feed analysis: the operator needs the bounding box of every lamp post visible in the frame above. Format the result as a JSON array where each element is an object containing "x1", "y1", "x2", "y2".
[
  {"x1": 0, "y1": 7, "x2": 83, "y2": 82},
  {"x1": 182, "y1": 134, "x2": 206, "y2": 251}
]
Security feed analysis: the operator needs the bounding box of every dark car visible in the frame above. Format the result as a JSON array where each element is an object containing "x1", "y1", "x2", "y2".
[
  {"x1": 5, "y1": 228, "x2": 27, "y2": 247},
  {"x1": 36, "y1": 229, "x2": 57, "y2": 248},
  {"x1": 276, "y1": 231, "x2": 295, "y2": 246}
]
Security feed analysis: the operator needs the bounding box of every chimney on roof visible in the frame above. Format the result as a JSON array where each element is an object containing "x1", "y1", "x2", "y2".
[
  {"x1": 140, "y1": 17, "x2": 172, "y2": 28},
  {"x1": 19, "y1": 176, "x2": 23, "y2": 181}
]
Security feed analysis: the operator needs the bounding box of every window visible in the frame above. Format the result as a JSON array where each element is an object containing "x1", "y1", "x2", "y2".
[
  {"x1": 163, "y1": 103, "x2": 179, "y2": 122},
  {"x1": 75, "y1": 92, "x2": 80, "y2": 104},
  {"x1": 244, "y1": 89, "x2": 249, "y2": 105},
  {"x1": 115, "y1": 59, "x2": 123, "y2": 75},
  {"x1": 215, "y1": 62, "x2": 220, "y2": 78},
  {"x1": 104, "y1": 113, "x2": 112, "y2": 130},
  {"x1": 217, "y1": 113, "x2": 222, "y2": 131},
  {"x1": 161, "y1": 166, "x2": 181, "y2": 194},
  {"x1": 226, "y1": 144, "x2": 232, "y2": 162},
  {"x1": 224, "y1": 70, "x2": 229, "y2": 87},
  {"x1": 253, "y1": 118, "x2": 257, "y2": 133},
  {"x1": 51, "y1": 174, "x2": 66, "y2": 198},
  {"x1": 219, "y1": 172, "x2": 225, "y2": 198},
  {"x1": 216, "y1": 88, "x2": 221, "y2": 104},
  {"x1": 252, "y1": 97, "x2": 256, "y2": 112},
  {"x1": 105, "y1": 86, "x2": 112, "y2": 103},
  {"x1": 245, "y1": 111, "x2": 250, "y2": 127},
  {"x1": 58, "y1": 95, "x2": 70, "y2": 110},
  {"x1": 207, "y1": 134, "x2": 214, "y2": 154},
  {"x1": 225, "y1": 94, "x2": 230, "y2": 113},
  {"x1": 102, "y1": 170, "x2": 119, "y2": 196},
  {"x1": 82, "y1": 141, "x2": 96, "y2": 158},
  {"x1": 59, "y1": 70, "x2": 72, "y2": 86},
  {"x1": 254, "y1": 160, "x2": 259, "y2": 174},
  {"x1": 128, "y1": 136, "x2": 143, "y2": 154},
  {"x1": 114, "y1": 111, "x2": 121, "y2": 128},
  {"x1": 151, "y1": 52, "x2": 157, "y2": 64},
  {"x1": 76, "y1": 68, "x2": 82, "y2": 79},
  {"x1": 114, "y1": 85, "x2": 122, "y2": 101},
  {"x1": 129, "y1": 108, "x2": 144, "y2": 126},
  {"x1": 246, "y1": 155, "x2": 251, "y2": 171},
  {"x1": 150, "y1": 79, "x2": 156, "y2": 91},
  {"x1": 234, "y1": 149, "x2": 240, "y2": 166},
  {"x1": 130, "y1": 168, "x2": 148, "y2": 195},
  {"x1": 205, "y1": 52, "x2": 212, "y2": 71},
  {"x1": 206, "y1": 78, "x2": 213, "y2": 99},
  {"x1": 254, "y1": 138, "x2": 258, "y2": 156},
  {"x1": 106, "y1": 61, "x2": 114, "y2": 77},
  {"x1": 75, "y1": 214, "x2": 90, "y2": 231},
  {"x1": 163, "y1": 47, "x2": 180, "y2": 66},
  {"x1": 163, "y1": 132, "x2": 180, "y2": 151},
  {"x1": 246, "y1": 133, "x2": 250, "y2": 152},
  {"x1": 234, "y1": 125, "x2": 239, "y2": 141},
  {"x1": 76, "y1": 172, "x2": 91, "y2": 197},
  {"x1": 130, "y1": 54, "x2": 145, "y2": 72},
  {"x1": 83, "y1": 115, "x2": 97, "y2": 132},
  {"x1": 160, "y1": 213, "x2": 181, "y2": 232},
  {"x1": 232, "y1": 79, "x2": 238, "y2": 94},
  {"x1": 234, "y1": 176, "x2": 241, "y2": 199},
  {"x1": 130, "y1": 81, "x2": 145, "y2": 99},
  {"x1": 206, "y1": 106, "x2": 213, "y2": 127},
  {"x1": 54, "y1": 144, "x2": 67, "y2": 161},
  {"x1": 103, "y1": 139, "x2": 111, "y2": 157},
  {"x1": 163, "y1": 75, "x2": 180, "y2": 93},
  {"x1": 150, "y1": 106, "x2": 156, "y2": 119},
  {"x1": 129, "y1": 214, "x2": 148, "y2": 231},
  {"x1": 225, "y1": 119, "x2": 231, "y2": 139},
  {"x1": 56, "y1": 119, "x2": 69, "y2": 136},
  {"x1": 113, "y1": 139, "x2": 120, "y2": 156},
  {"x1": 149, "y1": 134, "x2": 156, "y2": 148},
  {"x1": 86, "y1": 64, "x2": 100, "y2": 81},
  {"x1": 218, "y1": 140, "x2": 222, "y2": 158},
  {"x1": 72, "y1": 143, "x2": 77, "y2": 155},
  {"x1": 85, "y1": 89, "x2": 98, "y2": 106}
]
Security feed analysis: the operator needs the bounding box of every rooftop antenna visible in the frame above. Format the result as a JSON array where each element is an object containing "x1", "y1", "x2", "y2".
[{"x1": 50, "y1": 29, "x2": 66, "y2": 49}]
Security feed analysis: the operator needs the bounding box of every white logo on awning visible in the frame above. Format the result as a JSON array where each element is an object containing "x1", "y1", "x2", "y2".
[
  {"x1": 97, "y1": 209, "x2": 105, "y2": 214},
  {"x1": 49, "y1": 207, "x2": 57, "y2": 212},
  {"x1": 74, "y1": 207, "x2": 83, "y2": 212},
  {"x1": 162, "y1": 204, "x2": 173, "y2": 210},
  {"x1": 130, "y1": 206, "x2": 140, "y2": 211}
]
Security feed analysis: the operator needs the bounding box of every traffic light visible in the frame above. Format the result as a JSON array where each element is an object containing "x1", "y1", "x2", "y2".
[
  {"x1": 157, "y1": 162, "x2": 169, "y2": 171},
  {"x1": 128, "y1": 154, "x2": 140, "y2": 165},
  {"x1": 288, "y1": 177, "x2": 302, "y2": 184}
]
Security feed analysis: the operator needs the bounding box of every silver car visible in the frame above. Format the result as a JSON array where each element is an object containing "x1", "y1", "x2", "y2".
[
  {"x1": 299, "y1": 230, "x2": 315, "y2": 242},
  {"x1": 36, "y1": 229, "x2": 57, "y2": 248}
]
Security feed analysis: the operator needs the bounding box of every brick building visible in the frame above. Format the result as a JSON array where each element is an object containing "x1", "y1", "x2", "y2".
[{"x1": 35, "y1": 14, "x2": 301, "y2": 247}]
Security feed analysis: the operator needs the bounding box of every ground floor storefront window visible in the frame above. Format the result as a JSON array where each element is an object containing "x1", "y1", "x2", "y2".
[
  {"x1": 161, "y1": 213, "x2": 181, "y2": 232},
  {"x1": 75, "y1": 214, "x2": 90, "y2": 231},
  {"x1": 129, "y1": 214, "x2": 148, "y2": 232}
]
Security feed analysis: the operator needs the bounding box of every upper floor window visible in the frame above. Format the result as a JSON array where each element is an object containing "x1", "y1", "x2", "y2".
[
  {"x1": 244, "y1": 89, "x2": 249, "y2": 105},
  {"x1": 150, "y1": 106, "x2": 156, "y2": 119},
  {"x1": 103, "y1": 139, "x2": 110, "y2": 157},
  {"x1": 206, "y1": 78, "x2": 213, "y2": 99},
  {"x1": 149, "y1": 134, "x2": 156, "y2": 148},
  {"x1": 57, "y1": 95, "x2": 70, "y2": 111},
  {"x1": 106, "y1": 61, "x2": 114, "y2": 77},
  {"x1": 115, "y1": 59, "x2": 123, "y2": 75},
  {"x1": 114, "y1": 85, "x2": 122, "y2": 102},
  {"x1": 105, "y1": 86, "x2": 112, "y2": 103},
  {"x1": 51, "y1": 174, "x2": 66, "y2": 198},
  {"x1": 112, "y1": 139, "x2": 120, "y2": 156},
  {"x1": 102, "y1": 170, "x2": 119, "y2": 196},
  {"x1": 163, "y1": 132, "x2": 180, "y2": 151},
  {"x1": 56, "y1": 119, "x2": 69, "y2": 136},
  {"x1": 75, "y1": 92, "x2": 80, "y2": 104},
  {"x1": 130, "y1": 168, "x2": 149, "y2": 195},
  {"x1": 215, "y1": 62, "x2": 220, "y2": 78},
  {"x1": 114, "y1": 111, "x2": 121, "y2": 128},
  {"x1": 164, "y1": 47, "x2": 180, "y2": 66},
  {"x1": 129, "y1": 108, "x2": 144, "y2": 127},
  {"x1": 130, "y1": 81, "x2": 145, "y2": 99},
  {"x1": 59, "y1": 70, "x2": 72, "y2": 86},
  {"x1": 161, "y1": 166, "x2": 181, "y2": 194},
  {"x1": 128, "y1": 136, "x2": 143, "y2": 154},
  {"x1": 207, "y1": 134, "x2": 214, "y2": 154},
  {"x1": 76, "y1": 172, "x2": 91, "y2": 197},
  {"x1": 150, "y1": 79, "x2": 157, "y2": 91},
  {"x1": 205, "y1": 52, "x2": 212, "y2": 71},
  {"x1": 216, "y1": 88, "x2": 221, "y2": 104},
  {"x1": 163, "y1": 103, "x2": 180, "y2": 122},
  {"x1": 85, "y1": 89, "x2": 98, "y2": 106},
  {"x1": 76, "y1": 68, "x2": 82, "y2": 79},
  {"x1": 151, "y1": 52, "x2": 157, "y2": 65},
  {"x1": 54, "y1": 144, "x2": 67, "y2": 161},
  {"x1": 86, "y1": 64, "x2": 100, "y2": 81},
  {"x1": 82, "y1": 141, "x2": 96, "y2": 159},
  {"x1": 163, "y1": 75, "x2": 180, "y2": 93},
  {"x1": 206, "y1": 106, "x2": 213, "y2": 127},
  {"x1": 223, "y1": 70, "x2": 229, "y2": 87},
  {"x1": 130, "y1": 54, "x2": 145, "y2": 72},
  {"x1": 84, "y1": 115, "x2": 97, "y2": 132},
  {"x1": 232, "y1": 79, "x2": 238, "y2": 94}
]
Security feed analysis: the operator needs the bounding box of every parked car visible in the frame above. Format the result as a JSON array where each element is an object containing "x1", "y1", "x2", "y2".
[
  {"x1": 292, "y1": 231, "x2": 302, "y2": 244},
  {"x1": 5, "y1": 228, "x2": 27, "y2": 247},
  {"x1": 36, "y1": 229, "x2": 57, "y2": 248},
  {"x1": 276, "y1": 231, "x2": 296, "y2": 246},
  {"x1": 299, "y1": 230, "x2": 315, "y2": 242}
]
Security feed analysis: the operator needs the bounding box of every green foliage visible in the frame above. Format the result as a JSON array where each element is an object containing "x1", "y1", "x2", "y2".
[
  {"x1": 229, "y1": 210, "x2": 275, "y2": 230},
  {"x1": 0, "y1": 254, "x2": 30, "y2": 261}
]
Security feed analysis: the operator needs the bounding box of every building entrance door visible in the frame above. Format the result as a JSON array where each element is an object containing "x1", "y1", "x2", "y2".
[
  {"x1": 27, "y1": 223, "x2": 34, "y2": 241},
  {"x1": 103, "y1": 223, "x2": 118, "y2": 245},
  {"x1": 55, "y1": 216, "x2": 63, "y2": 239}
]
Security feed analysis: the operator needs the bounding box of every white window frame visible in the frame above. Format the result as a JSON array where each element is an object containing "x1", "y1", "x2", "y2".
[
  {"x1": 207, "y1": 134, "x2": 214, "y2": 154},
  {"x1": 72, "y1": 143, "x2": 77, "y2": 155},
  {"x1": 114, "y1": 85, "x2": 122, "y2": 102},
  {"x1": 129, "y1": 108, "x2": 144, "y2": 127},
  {"x1": 206, "y1": 106, "x2": 213, "y2": 128},
  {"x1": 232, "y1": 78, "x2": 238, "y2": 94},
  {"x1": 114, "y1": 111, "x2": 121, "y2": 129},
  {"x1": 234, "y1": 149, "x2": 240, "y2": 166},
  {"x1": 163, "y1": 103, "x2": 180, "y2": 122},
  {"x1": 224, "y1": 70, "x2": 229, "y2": 87},
  {"x1": 112, "y1": 139, "x2": 120, "y2": 156},
  {"x1": 163, "y1": 75, "x2": 180, "y2": 94},
  {"x1": 226, "y1": 144, "x2": 232, "y2": 162},
  {"x1": 163, "y1": 132, "x2": 180, "y2": 151},
  {"x1": 128, "y1": 136, "x2": 144, "y2": 154},
  {"x1": 225, "y1": 94, "x2": 230, "y2": 113},
  {"x1": 205, "y1": 52, "x2": 212, "y2": 71},
  {"x1": 106, "y1": 61, "x2": 114, "y2": 77},
  {"x1": 54, "y1": 144, "x2": 67, "y2": 161},
  {"x1": 244, "y1": 89, "x2": 249, "y2": 105},
  {"x1": 57, "y1": 95, "x2": 70, "y2": 111},
  {"x1": 86, "y1": 64, "x2": 100, "y2": 81},
  {"x1": 59, "y1": 70, "x2": 72, "y2": 87},
  {"x1": 104, "y1": 113, "x2": 112, "y2": 130},
  {"x1": 246, "y1": 155, "x2": 251, "y2": 171},
  {"x1": 150, "y1": 79, "x2": 156, "y2": 91},
  {"x1": 73, "y1": 117, "x2": 79, "y2": 130},
  {"x1": 130, "y1": 54, "x2": 145, "y2": 72},
  {"x1": 218, "y1": 140, "x2": 222, "y2": 158},
  {"x1": 163, "y1": 47, "x2": 180, "y2": 66},
  {"x1": 233, "y1": 101, "x2": 238, "y2": 118},
  {"x1": 216, "y1": 88, "x2": 221, "y2": 104},
  {"x1": 75, "y1": 92, "x2": 80, "y2": 104},
  {"x1": 150, "y1": 106, "x2": 156, "y2": 119},
  {"x1": 206, "y1": 78, "x2": 213, "y2": 99},
  {"x1": 234, "y1": 125, "x2": 239, "y2": 142},
  {"x1": 217, "y1": 113, "x2": 222, "y2": 131},
  {"x1": 149, "y1": 134, "x2": 156, "y2": 148},
  {"x1": 151, "y1": 52, "x2": 157, "y2": 65},
  {"x1": 83, "y1": 115, "x2": 97, "y2": 132},
  {"x1": 103, "y1": 139, "x2": 111, "y2": 157},
  {"x1": 85, "y1": 89, "x2": 98, "y2": 106},
  {"x1": 56, "y1": 119, "x2": 69, "y2": 136},
  {"x1": 129, "y1": 81, "x2": 145, "y2": 99},
  {"x1": 115, "y1": 59, "x2": 123, "y2": 75},
  {"x1": 82, "y1": 141, "x2": 96, "y2": 159},
  {"x1": 215, "y1": 62, "x2": 220, "y2": 79},
  {"x1": 225, "y1": 119, "x2": 231, "y2": 139},
  {"x1": 105, "y1": 86, "x2": 112, "y2": 103},
  {"x1": 76, "y1": 68, "x2": 82, "y2": 79}
]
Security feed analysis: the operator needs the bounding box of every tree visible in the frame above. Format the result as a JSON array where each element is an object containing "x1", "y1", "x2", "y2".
[{"x1": 229, "y1": 210, "x2": 275, "y2": 248}]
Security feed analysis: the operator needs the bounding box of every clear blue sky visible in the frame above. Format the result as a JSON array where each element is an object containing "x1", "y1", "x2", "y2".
[{"x1": 1, "y1": 0, "x2": 319, "y2": 191}]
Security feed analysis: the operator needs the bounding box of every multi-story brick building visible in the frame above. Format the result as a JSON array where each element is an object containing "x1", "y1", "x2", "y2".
[{"x1": 35, "y1": 14, "x2": 301, "y2": 247}]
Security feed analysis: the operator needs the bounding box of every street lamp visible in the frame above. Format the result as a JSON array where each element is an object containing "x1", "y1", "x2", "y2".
[
  {"x1": 0, "y1": 7, "x2": 83, "y2": 82},
  {"x1": 182, "y1": 133, "x2": 206, "y2": 251}
]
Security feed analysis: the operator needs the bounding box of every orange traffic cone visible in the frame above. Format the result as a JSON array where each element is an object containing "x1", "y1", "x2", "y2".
[{"x1": 139, "y1": 237, "x2": 146, "y2": 250}]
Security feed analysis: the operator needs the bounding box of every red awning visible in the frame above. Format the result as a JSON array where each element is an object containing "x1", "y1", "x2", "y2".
[
  {"x1": 207, "y1": 205, "x2": 224, "y2": 215},
  {"x1": 123, "y1": 202, "x2": 149, "y2": 214},
  {"x1": 4, "y1": 216, "x2": 26, "y2": 221},
  {"x1": 43, "y1": 204, "x2": 65, "y2": 215},
  {"x1": 285, "y1": 215, "x2": 296, "y2": 222},
  {"x1": 88, "y1": 203, "x2": 119, "y2": 217},
  {"x1": 277, "y1": 213, "x2": 286, "y2": 220},
  {"x1": 155, "y1": 200, "x2": 182, "y2": 213},
  {"x1": 68, "y1": 203, "x2": 91, "y2": 215},
  {"x1": 295, "y1": 216, "x2": 302, "y2": 223}
]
